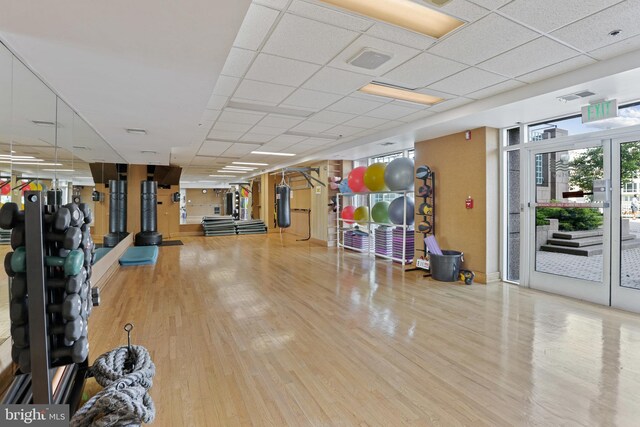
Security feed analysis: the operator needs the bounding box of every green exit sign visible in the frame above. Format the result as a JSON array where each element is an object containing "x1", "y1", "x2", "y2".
[{"x1": 581, "y1": 99, "x2": 618, "y2": 124}]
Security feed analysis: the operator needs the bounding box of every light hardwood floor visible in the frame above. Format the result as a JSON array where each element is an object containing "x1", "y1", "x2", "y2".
[{"x1": 86, "y1": 234, "x2": 640, "y2": 426}]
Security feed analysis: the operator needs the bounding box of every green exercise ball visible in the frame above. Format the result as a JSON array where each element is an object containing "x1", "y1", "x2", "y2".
[{"x1": 371, "y1": 201, "x2": 390, "y2": 223}]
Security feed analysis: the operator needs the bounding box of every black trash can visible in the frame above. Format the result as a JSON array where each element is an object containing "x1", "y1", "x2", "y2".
[{"x1": 430, "y1": 250, "x2": 463, "y2": 282}]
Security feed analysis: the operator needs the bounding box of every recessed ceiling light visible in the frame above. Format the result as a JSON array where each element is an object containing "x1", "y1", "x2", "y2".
[
  {"x1": 318, "y1": 0, "x2": 464, "y2": 39},
  {"x1": 284, "y1": 131, "x2": 341, "y2": 140},
  {"x1": 251, "y1": 151, "x2": 296, "y2": 157},
  {"x1": 209, "y1": 175, "x2": 235, "y2": 178},
  {"x1": 126, "y1": 128, "x2": 147, "y2": 135},
  {"x1": 217, "y1": 170, "x2": 244, "y2": 173},
  {"x1": 359, "y1": 83, "x2": 443, "y2": 105},
  {"x1": 32, "y1": 120, "x2": 55, "y2": 127},
  {"x1": 42, "y1": 169, "x2": 74, "y2": 172},
  {"x1": 0, "y1": 161, "x2": 63, "y2": 166},
  {"x1": 232, "y1": 162, "x2": 268, "y2": 166},
  {"x1": 226, "y1": 101, "x2": 313, "y2": 118},
  {"x1": 0, "y1": 155, "x2": 36, "y2": 159},
  {"x1": 223, "y1": 166, "x2": 257, "y2": 170}
]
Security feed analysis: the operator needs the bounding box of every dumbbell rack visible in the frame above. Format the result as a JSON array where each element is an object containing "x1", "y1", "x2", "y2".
[
  {"x1": 1, "y1": 191, "x2": 93, "y2": 410},
  {"x1": 415, "y1": 171, "x2": 436, "y2": 275}
]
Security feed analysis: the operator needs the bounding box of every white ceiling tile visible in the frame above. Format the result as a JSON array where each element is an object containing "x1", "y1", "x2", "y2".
[
  {"x1": 207, "y1": 129, "x2": 245, "y2": 140},
  {"x1": 397, "y1": 109, "x2": 436, "y2": 123},
  {"x1": 365, "y1": 23, "x2": 436, "y2": 50},
  {"x1": 551, "y1": 1, "x2": 640, "y2": 52},
  {"x1": 288, "y1": 1, "x2": 373, "y2": 31},
  {"x1": 213, "y1": 121, "x2": 254, "y2": 133},
  {"x1": 262, "y1": 14, "x2": 359, "y2": 64},
  {"x1": 329, "y1": 35, "x2": 421, "y2": 77},
  {"x1": 257, "y1": 114, "x2": 304, "y2": 129},
  {"x1": 286, "y1": 143, "x2": 320, "y2": 154},
  {"x1": 388, "y1": 99, "x2": 429, "y2": 110},
  {"x1": 218, "y1": 110, "x2": 266, "y2": 125},
  {"x1": 200, "y1": 109, "x2": 221, "y2": 122},
  {"x1": 310, "y1": 110, "x2": 357, "y2": 124},
  {"x1": 291, "y1": 120, "x2": 335, "y2": 133},
  {"x1": 281, "y1": 88, "x2": 343, "y2": 110},
  {"x1": 590, "y1": 33, "x2": 640, "y2": 60},
  {"x1": 223, "y1": 143, "x2": 263, "y2": 156},
  {"x1": 429, "y1": 67, "x2": 508, "y2": 96},
  {"x1": 500, "y1": 0, "x2": 621, "y2": 33},
  {"x1": 191, "y1": 156, "x2": 231, "y2": 167},
  {"x1": 207, "y1": 95, "x2": 228, "y2": 110},
  {"x1": 468, "y1": 0, "x2": 511, "y2": 10},
  {"x1": 326, "y1": 96, "x2": 385, "y2": 114},
  {"x1": 429, "y1": 97, "x2": 474, "y2": 112},
  {"x1": 233, "y1": 80, "x2": 296, "y2": 104},
  {"x1": 477, "y1": 37, "x2": 580, "y2": 78},
  {"x1": 245, "y1": 54, "x2": 321, "y2": 86},
  {"x1": 374, "y1": 120, "x2": 404, "y2": 131},
  {"x1": 349, "y1": 91, "x2": 394, "y2": 104},
  {"x1": 302, "y1": 137, "x2": 336, "y2": 146},
  {"x1": 367, "y1": 103, "x2": 423, "y2": 120},
  {"x1": 247, "y1": 125, "x2": 286, "y2": 136},
  {"x1": 517, "y1": 55, "x2": 596, "y2": 84},
  {"x1": 326, "y1": 124, "x2": 366, "y2": 137},
  {"x1": 254, "y1": 0, "x2": 289, "y2": 9},
  {"x1": 240, "y1": 133, "x2": 276, "y2": 143},
  {"x1": 466, "y1": 79, "x2": 526, "y2": 100},
  {"x1": 439, "y1": 0, "x2": 489, "y2": 21},
  {"x1": 343, "y1": 116, "x2": 389, "y2": 128},
  {"x1": 213, "y1": 75, "x2": 240, "y2": 97},
  {"x1": 383, "y1": 52, "x2": 467, "y2": 88},
  {"x1": 198, "y1": 141, "x2": 234, "y2": 157},
  {"x1": 302, "y1": 67, "x2": 372, "y2": 95},
  {"x1": 233, "y1": 4, "x2": 280, "y2": 51},
  {"x1": 428, "y1": 13, "x2": 538, "y2": 65},
  {"x1": 221, "y1": 48, "x2": 256, "y2": 78},
  {"x1": 270, "y1": 134, "x2": 308, "y2": 144}
]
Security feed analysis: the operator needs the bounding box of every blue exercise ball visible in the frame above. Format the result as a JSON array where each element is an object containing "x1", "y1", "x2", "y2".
[
  {"x1": 384, "y1": 157, "x2": 415, "y2": 191},
  {"x1": 389, "y1": 196, "x2": 415, "y2": 225},
  {"x1": 338, "y1": 178, "x2": 352, "y2": 194}
]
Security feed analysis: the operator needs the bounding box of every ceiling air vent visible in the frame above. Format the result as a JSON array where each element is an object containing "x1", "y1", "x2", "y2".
[
  {"x1": 380, "y1": 142, "x2": 396, "y2": 146},
  {"x1": 558, "y1": 90, "x2": 596, "y2": 102},
  {"x1": 348, "y1": 48, "x2": 393, "y2": 70},
  {"x1": 575, "y1": 90, "x2": 596, "y2": 98}
]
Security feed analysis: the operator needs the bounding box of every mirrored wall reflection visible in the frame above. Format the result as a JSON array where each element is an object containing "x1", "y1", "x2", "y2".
[{"x1": 0, "y1": 40, "x2": 125, "y2": 348}]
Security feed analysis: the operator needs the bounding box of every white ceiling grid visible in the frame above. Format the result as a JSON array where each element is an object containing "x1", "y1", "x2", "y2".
[{"x1": 185, "y1": 0, "x2": 640, "y2": 184}]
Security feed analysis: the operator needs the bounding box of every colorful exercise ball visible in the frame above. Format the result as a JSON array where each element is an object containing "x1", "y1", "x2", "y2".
[
  {"x1": 353, "y1": 206, "x2": 370, "y2": 223},
  {"x1": 341, "y1": 205, "x2": 355, "y2": 224},
  {"x1": 338, "y1": 178, "x2": 352, "y2": 194},
  {"x1": 364, "y1": 162, "x2": 387, "y2": 192},
  {"x1": 384, "y1": 157, "x2": 415, "y2": 191},
  {"x1": 389, "y1": 196, "x2": 415, "y2": 225},
  {"x1": 0, "y1": 182, "x2": 8, "y2": 196},
  {"x1": 348, "y1": 166, "x2": 368, "y2": 193},
  {"x1": 371, "y1": 201, "x2": 390, "y2": 223}
]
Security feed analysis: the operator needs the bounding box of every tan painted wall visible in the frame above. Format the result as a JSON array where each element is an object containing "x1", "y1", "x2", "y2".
[
  {"x1": 414, "y1": 128, "x2": 500, "y2": 284},
  {"x1": 185, "y1": 188, "x2": 224, "y2": 218}
]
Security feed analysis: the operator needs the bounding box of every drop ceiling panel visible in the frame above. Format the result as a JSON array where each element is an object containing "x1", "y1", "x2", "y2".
[
  {"x1": 257, "y1": 114, "x2": 304, "y2": 129},
  {"x1": 191, "y1": 156, "x2": 226, "y2": 167},
  {"x1": 248, "y1": 125, "x2": 288, "y2": 136},
  {"x1": 207, "y1": 95, "x2": 229, "y2": 110},
  {"x1": 281, "y1": 88, "x2": 343, "y2": 110},
  {"x1": 478, "y1": 37, "x2": 580, "y2": 78},
  {"x1": 254, "y1": 0, "x2": 289, "y2": 9},
  {"x1": 262, "y1": 14, "x2": 359, "y2": 65},
  {"x1": 221, "y1": 48, "x2": 256, "y2": 78},
  {"x1": 302, "y1": 67, "x2": 372, "y2": 95},
  {"x1": 428, "y1": 13, "x2": 538, "y2": 65},
  {"x1": 326, "y1": 96, "x2": 385, "y2": 114},
  {"x1": 397, "y1": 109, "x2": 435, "y2": 123},
  {"x1": 270, "y1": 134, "x2": 308, "y2": 145},
  {"x1": 240, "y1": 133, "x2": 275, "y2": 142},
  {"x1": 212, "y1": 121, "x2": 254, "y2": 133},
  {"x1": 233, "y1": 80, "x2": 297, "y2": 104},
  {"x1": 499, "y1": 0, "x2": 621, "y2": 33},
  {"x1": 343, "y1": 116, "x2": 389, "y2": 128},
  {"x1": 551, "y1": 1, "x2": 640, "y2": 52},
  {"x1": 302, "y1": 137, "x2": 335, "y2": 146},
  {"x1": 198, "y1": 141, "x2": 234, "y2": 157},
  {"x1": 365, "y1": 23, "x2": 436, "y2": 50},
  {"x1": 288, "y1": 0, "x2": 373, "y2": 31},
  {"x1": 429, "y1": 97, "x2": 474, "y2": 112},
  {"x1": 200, "y1": 109, "x2": 221, "y2": 122},
  {"x1": 207, "y1": 129, "x2": 245, "y2": 140},
  {"x1": 429, "y1": 67, "x2": 508, "y2": 96},
  {"x1": 218, "y1": 110, "x2": 266, "y2": 125},
  {"x1": 291, "y1": 120, "x2": 336, "y2": 133},
  {"x1": 232, "y1": 4, "x2": 280, "y2": 51},
  {"x1": 374, "y1": 120, "x2": 404, "y2": 131},
  {"x1": 286, "y1": 143, "x2": 319, "y2": 154},
  {"x1": 468, "y1": 0, "x2": 511, "y2": 10},
  {"x1": 212, "y1": 75, "x2": 240, "y2": 97},
  {"x1": 466, "y1": 79, "x2": 526, "y2": 100},
  {"x1": 244, "y1": 54, "x2": 321, "y2": 86},
  {"x1": 223, "y1": 143, "x2": 262, "y2": 156},
  {"x1": 326, "y1": 124, "x2": 367, "y2": 137},
  {"x1": 329, "y1": 35, "x2": 421, "y2": 77},
  {"x1": 310, "y1": 110, "x2": 357, "y2": 124},
  {"x1": 260, "y1": 138, "x2": 304, "y2": 151},
  {"x1": 383, "y1": 52, "x2": 467, "y2": 88},
  {"x1": 439, "y1": 0, "x2": 489, "y2": 21},
  {"x1": 590, "y1": 34, "x2": 640, "y2": 60},
  {"x1": 367, "y1": 103, "x2": 424, "y2": 120},
  {"x1": 517, "y1": 55, "x2": 597, "y2": 84}
]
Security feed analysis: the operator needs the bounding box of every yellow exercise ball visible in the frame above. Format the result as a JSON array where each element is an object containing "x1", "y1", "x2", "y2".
[
  {"x1": 363, "y1": 162, "x2": 387, "y2": 192},
  {"x1": 353, "y1": 206, "x2": 370, "y2": 223}
]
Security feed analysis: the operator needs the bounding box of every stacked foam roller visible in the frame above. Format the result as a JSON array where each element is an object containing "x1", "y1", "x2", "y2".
[{"x1": 1, "y1": 201, "x2": 100, "y2": 373}]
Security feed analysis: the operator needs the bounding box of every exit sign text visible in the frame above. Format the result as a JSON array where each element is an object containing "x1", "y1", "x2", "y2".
[{"x1": 581, "y1": 99, "x2": 618, "y2": 124}]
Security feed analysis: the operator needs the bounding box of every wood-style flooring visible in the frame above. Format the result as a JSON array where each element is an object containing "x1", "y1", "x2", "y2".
[{"x1": 86, "y1": 234, "x2": 640, "y2": 426}]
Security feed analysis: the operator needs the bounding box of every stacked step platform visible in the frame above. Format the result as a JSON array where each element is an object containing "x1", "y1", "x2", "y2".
[
  {"x1": 202, "y1": 217, "x2": 268, "y2": 236},
  {"x1": 540, "y1": 229, "x2": 640, "y2": 256}
]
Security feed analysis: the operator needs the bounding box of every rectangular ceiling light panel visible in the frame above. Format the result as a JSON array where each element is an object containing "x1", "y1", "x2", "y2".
[
  {"x1": 359, "y1": 83, "x2": 443, "y2": 105},
  {"x1": 319, "y1": 0, "x2": 464, "y2": 39}
]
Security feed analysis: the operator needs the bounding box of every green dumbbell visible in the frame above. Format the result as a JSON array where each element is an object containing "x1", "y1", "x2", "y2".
[{"x1": 11, "y1": 247, "x2": 84, "y2": 277}]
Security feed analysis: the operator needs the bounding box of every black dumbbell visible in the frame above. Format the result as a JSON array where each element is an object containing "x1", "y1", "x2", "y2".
[
  {"x1": 50, "y1": 317, "x2": 85, "y2": 342},
  {"x1": 10, "y1": 273, "x2": 27, "y2": 299},
  {"x1": 12, "y1": 345, "x2": 31, "y2": 373},
  {"x1": 0, "y1": 203, "x2": 71, "y2": 231},
  {"x1": 10, "y1": 298, "x2": 28, "y2": 325},
  {"x1": 47, "y1": 294, "x2": 82, "y2": 320},
  {"x1": 11, "y1": 270, "x2": 87, "y2": 298},
  {"x1": 11, "y1": 324, "x2": 29, "y2": 348},
  {"x1": 5, "y1": 251, "x2": 15, "y2": 277},
  {"x1": 51, "y1": 337, "x2": 88, "y2": 363},
  {"x1": 79, "y1": 203, "x2": 93, "y2": 224},
  {"x1": 80, "y1": 224, "x2": 92, "y2": 250},
  {"x1": 63, "y1": 203, "x2": 84, "y2": 227},
  {"x1": 91, "y1": 287, "x2": 100, "y2": 307},
  {"x1": 12, "y1": 224, "x2": 82, "y2": 250}
]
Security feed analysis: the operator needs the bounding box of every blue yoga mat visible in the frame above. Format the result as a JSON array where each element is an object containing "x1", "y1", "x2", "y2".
[
  {"x1": 93, "y1": 247, "x2": 112, "y2": 264},
  {"x1": 119, "y1": 246, "x2": 159, "y2": 266}
]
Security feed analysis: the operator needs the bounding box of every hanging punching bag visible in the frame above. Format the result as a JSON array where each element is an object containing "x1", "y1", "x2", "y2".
[{"x1": 276, "y1": 185, "x2": 291, "y2": 228}]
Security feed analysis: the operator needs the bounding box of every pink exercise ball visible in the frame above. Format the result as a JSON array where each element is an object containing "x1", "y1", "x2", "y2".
[{"x1": 341, "y1": 206, "x2": 355, "y2": 224}]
